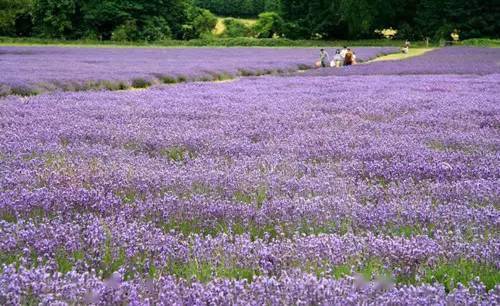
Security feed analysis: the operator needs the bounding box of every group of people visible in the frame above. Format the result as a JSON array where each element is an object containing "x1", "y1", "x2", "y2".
[{"x1": 318, "y1": 46, "x2": 357, "y2": 68}]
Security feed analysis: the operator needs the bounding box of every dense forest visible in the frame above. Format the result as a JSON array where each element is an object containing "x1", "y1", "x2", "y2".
[
  {"x1": 194, "y1": 0, "x2": 280, "y2": 18},
  {"x1": 0, "y1": 0, "x2": 498, "y2": 41}
]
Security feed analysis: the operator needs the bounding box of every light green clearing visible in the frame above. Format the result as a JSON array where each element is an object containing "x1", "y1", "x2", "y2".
[
  {"x1": 213, "y1": 17, "x2": 257, "y2": 35},
  {"x1": 369, "y1": 48, "x2": 434, "y2": 62}
]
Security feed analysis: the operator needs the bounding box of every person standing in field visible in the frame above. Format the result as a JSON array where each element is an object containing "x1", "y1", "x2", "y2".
[
  {"x1": 332, "y1": 49, "x2": 343, "y2": 68},
  {"x1": 340, "y1": 46, "x2": 348, "y2": 66},
  {"x1": 344, "y1": 48, "x2": 354, "y2": 66},
  {"x1": 402, "y1": 40, "x2": 410, "y2": 54},
  {"x1": 319, "y1": 49, "x2": 330, "y2": 67},
  {"x1": 352, "y1": 51, "x2": 357, "y2": 64}
]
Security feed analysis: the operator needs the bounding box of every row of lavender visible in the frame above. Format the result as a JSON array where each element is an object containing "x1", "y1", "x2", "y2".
[
  {"x1": 2, "y1": 267, "x2": 496, "y2": 305},
  {"x1": 1, "y1": 55, "x2": 499, "y2": 304},
  {"x1": 0, "y1": 46, "x2": 395, "y2": 96},
  {"x1": 1, "y1": 214, "x2": 497, "y2": 281}
]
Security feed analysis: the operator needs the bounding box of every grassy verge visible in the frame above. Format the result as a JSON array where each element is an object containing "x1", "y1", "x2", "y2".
[
  {"x1": 461, "y1": 38, "x2": 500, "y2": 48},
  {"x1": 0, "y1": 36, "x2": 438, "y2": 48}
]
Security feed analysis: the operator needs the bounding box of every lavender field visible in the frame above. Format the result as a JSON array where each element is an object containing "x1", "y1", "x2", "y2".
[
  {"x1": 0, "y1": 47, "x2": 499, "y2": 304},
  {"x1": 0, "y1": 46, "x2": 394, "y2": 96}
]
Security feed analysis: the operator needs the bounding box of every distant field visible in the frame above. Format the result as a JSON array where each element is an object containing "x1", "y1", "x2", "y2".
[{"x1": 0, "y1": 46, "x2": 396, "y2": 96}]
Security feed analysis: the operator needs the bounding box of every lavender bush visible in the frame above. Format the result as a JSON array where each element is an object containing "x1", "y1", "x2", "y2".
[
  {"x1": 0, "y1": 46, "x2": 395, "y2": 95},
  {"x1": 0, "y1": 47, "x2": 499, "y2": 304}
]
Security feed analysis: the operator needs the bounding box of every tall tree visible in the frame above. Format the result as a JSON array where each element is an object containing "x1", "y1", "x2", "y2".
[
  {"x1": 33, "y1": 0, "x2": 76, "y2": 37},
  {"x1": 442, "y1": 0, "x2": 499, "y2": 39},
  {"x1": 0, "y1": 0, "x2": 33, "y2": 36}
]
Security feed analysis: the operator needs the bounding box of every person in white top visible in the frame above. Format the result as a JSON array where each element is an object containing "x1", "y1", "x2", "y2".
[{"x1": 331, "y1": 49, "x2": 343, "y2": 68}]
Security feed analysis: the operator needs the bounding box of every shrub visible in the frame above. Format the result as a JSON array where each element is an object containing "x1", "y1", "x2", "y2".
[
  {"x1": 192, "y1": 9, "x2": 217, "y2": 37},
  {"x1": 141, "y1": 17, "x2": 172, "y2": 41},
  {"x1": 10, "y1": 85, "x2": 40, "y2": 96},
  {"x1": 111, "y1": 20, "x2": 137, "y2": 42},
  {"x1": 462, "y1": 38, "x2": 500, "y2": 47},
  {"x1": 434, "y1": 24, "x2": 454, "y2": 40},
  {"x1": 181, "y1": 24, "x2": 196, "y2": 40},
  {"x1": 395, "y1": 23, "x2": 417, "y2": 40},
  {"x1": 222, "y1": 18, "x2": 252, "y2": 38},
  {"x1": 160, "y1": 76, "x2": 177, "y2": 84},
  {"x1": 0, "y1": 85, "x2": 12, "y2": 97},
  {"x1": 282, "y1": 22, "x2": 308, "y2": 40},
  {"x1": 182, "y1": 7, "x2": 217, "y2": 40},
  {"x1": 14, "y1": 11, "x2": 33, "y2": 37},
  {"x1": 82, "y1": 30, "x2": 100, "y2": 40},
  {"x1": 252, "y1": 12, "x2": 284, "y2": 39},
  {"x1": 131, "y1": 78, "x2": 151, "y2": 88}
]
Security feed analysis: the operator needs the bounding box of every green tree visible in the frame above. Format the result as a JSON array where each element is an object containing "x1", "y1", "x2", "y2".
[
  {"x1": 111, "y1": 19, "x2": 136, "y2": 41},
  {"x1": 141, "y1": 16, "x2": 172, "y2": 41},
  {"x1": 80, "y1": 0, "x2": 129, "y2": 39},
  {"x1": 414, "y1": 0, "x2": 447, "y2": 39},
  {"x1": 195, "y1": 0, "x2": 277, "y2": 17},
  {"x1": 192, "y1": 8, "x2": 217, "y2": 36},
  {"x1": 80, "y1": 0, "x2": 189, "y2": 40},
  {"x1": 33, "y1": 0, "x2": 76, "y2": 37},
  {"x1": 339, "y1": 0, "x2": 374, "y2": 38},
  {"x1": 0, "y1": 0, "x2": 34, "y2": 36},
  {"x1": 222, "y1": 18, "x2": 252, "y2": 37},
  {"x1": 253, "y1": 11, "x2": 284, "y2": 38},
  {"x1": 180, "y1": 7, "x2": 216, "y2": 39},
  {"x1": 437, "y1": 0, "x2": 499, "y2": 39},
  {"x1": 264, "y1": 0, "x2": 280, "y2": 12}
]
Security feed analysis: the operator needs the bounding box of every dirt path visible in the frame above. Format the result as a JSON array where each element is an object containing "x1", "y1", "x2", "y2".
[{"x1": 367, "y1": 48, "x2": 435, "y2": 63}]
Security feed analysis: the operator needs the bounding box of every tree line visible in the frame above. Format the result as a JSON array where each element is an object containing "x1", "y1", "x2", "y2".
[
  {"x1": 278, "y1": 0, "x2": 499, "y2": 40},
  {"x1": 194, "y1": 0, "x2": 279, "y2": 18},
  {"x1": 0, "y1": 0, "x2": 498, "y2": 41},
  {"x1": 0, "y1": 0, "x2": 217, "y2": 40}
]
